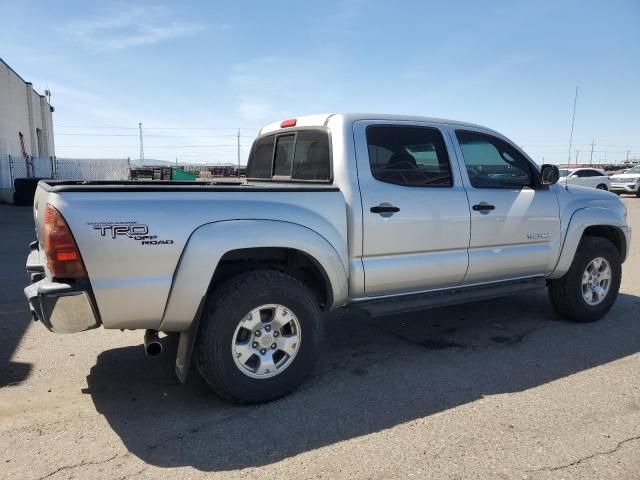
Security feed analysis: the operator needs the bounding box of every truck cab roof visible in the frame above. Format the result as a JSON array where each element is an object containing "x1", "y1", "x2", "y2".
[{"x1": 258, "y1": 113, "x2": 497, "y2": 136}]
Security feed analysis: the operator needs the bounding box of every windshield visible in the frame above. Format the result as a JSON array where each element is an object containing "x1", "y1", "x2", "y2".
[
  {"x1": 559, "y1": 169, "x2": 570, "y2": 177},
  {"x1": 625, "y1": 166, "x2": 640, "y2": 174}
]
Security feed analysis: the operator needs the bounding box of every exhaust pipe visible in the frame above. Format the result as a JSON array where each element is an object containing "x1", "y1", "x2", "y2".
[{"x1": 144, "y1": 329, "x2": 163, "y2": 357}]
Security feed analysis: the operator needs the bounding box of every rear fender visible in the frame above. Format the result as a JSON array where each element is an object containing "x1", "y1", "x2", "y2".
[{"x1": 159, "y1": 219, "x2": 348, "y2": 331}]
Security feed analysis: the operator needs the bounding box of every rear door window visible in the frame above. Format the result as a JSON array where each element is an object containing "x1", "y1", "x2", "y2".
[{"x1": 365, "y1": 125, "x2": 453, "y2": 187}]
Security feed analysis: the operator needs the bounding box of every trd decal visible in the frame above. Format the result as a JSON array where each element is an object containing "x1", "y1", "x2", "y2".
[{"x1": 89, "y1": 222, "x2": 174, "y2": 245}]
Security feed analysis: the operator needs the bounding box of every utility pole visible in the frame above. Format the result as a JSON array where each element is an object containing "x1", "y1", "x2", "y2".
[
  {"x1": 589, "y1": 139, "x2": 595, "y2": 166},
  {"x1": 627, "y1": 150, "x2": 631, "y2": 163},
  {"x1": 138, "y1": 122, "x2": 144, "y2": 162},
  {"x1": 567, "y1": 86, "x2": 579, "y2": 165},
  {"x1": 575, "y1": 149, "x2": 580, "y2": 165},
  {"x1": 237, "y1": 128, "x2": 241, "y2": 177}
]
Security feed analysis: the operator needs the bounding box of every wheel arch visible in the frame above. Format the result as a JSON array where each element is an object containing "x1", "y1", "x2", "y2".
[
  {"x1": 549, "y1": 207, "x2": 630, "y2": 279},
  {"x1": 209, "y1": 246, "x2": 335, "y2": 310},
  {"x1": 159, "y1": 219, "x2": 349, "y2": 332}
]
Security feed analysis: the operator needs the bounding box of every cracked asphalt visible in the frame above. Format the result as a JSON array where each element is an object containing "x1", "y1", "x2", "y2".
[{"x1": 1, "y1": 198, "x2": 639, "y2": 480}]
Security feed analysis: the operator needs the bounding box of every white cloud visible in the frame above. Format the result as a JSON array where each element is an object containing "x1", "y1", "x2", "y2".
[
  {"x1": 229, "y1": 56, "x2": 344, "y2": 124},
  {"x1": 58, "y1": 4, "x2": 204, "y2": 51}
]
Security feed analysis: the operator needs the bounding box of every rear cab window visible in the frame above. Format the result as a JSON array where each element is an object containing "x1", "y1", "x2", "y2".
[{"x1": 246, "y1": 129, "x2": 332, "y2": 182}]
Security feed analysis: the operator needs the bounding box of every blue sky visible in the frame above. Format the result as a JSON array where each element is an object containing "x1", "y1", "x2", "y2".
[{"x1": 1, "y1": 0, "x2": 638, "y2": 164}]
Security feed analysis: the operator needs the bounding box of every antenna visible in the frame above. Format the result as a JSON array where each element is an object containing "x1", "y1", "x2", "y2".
[
  {"x1": 139, "y1": 122, "x2": 144, "y2": 161},
  {"x1": 567, "y1": 87, "x2": 578, "y2": 165}
]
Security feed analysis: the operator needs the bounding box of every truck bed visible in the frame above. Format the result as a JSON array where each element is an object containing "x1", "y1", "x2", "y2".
[{"x1": 32, "y1": 180, "x2": 348, "y2": 331}]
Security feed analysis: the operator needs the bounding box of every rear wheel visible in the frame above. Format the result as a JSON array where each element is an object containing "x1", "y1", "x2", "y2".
[
  {"x1": 196, "y1": 270, "x2": 322, "y2": 403},
  {"x1": 548, "y1": 237, "x2": 621, "y2": 322}
]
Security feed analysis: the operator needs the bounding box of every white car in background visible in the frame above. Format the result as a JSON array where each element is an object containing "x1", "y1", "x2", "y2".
[
  {"x1": 558, "y1": 168, "x2": 610, "y2": 191},
  {"x1": 609, "y1": 165, "x2": 640, "y2": 196}
]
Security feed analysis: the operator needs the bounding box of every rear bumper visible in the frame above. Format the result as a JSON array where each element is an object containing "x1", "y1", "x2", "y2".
[{"x1": 24, "y1": 242, "x2": 100, "y2": 333}]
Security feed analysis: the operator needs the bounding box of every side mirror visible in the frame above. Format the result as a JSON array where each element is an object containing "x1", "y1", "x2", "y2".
[{"x1": 540, "y1": 164, "x2": 560, "y2": 186}]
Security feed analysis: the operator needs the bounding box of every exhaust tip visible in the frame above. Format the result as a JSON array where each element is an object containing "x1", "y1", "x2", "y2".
[
  {"x1": 146, "y1": 341, "x2": 163, "y2": 356},
  {"x1": 144, "y1": 329, "x2": 163, "y2": 357}
]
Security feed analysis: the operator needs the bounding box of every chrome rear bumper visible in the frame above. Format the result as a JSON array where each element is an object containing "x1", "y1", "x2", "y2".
[{"x1": 24, "y1": 242, "x2": 100, "y2": 333}]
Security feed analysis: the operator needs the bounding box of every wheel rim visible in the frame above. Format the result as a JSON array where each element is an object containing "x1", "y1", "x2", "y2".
[
  {"x1": 231, "y1": 304, "x2": 302, "y2": 379},
  {"x1": 581, "y1": 257, "x2": 612, "y2": 306}
]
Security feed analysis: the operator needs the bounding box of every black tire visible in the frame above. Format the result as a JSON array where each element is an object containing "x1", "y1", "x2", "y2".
[
  {"x1": 596, "y1": 184, "x2": 608, "y2": 191},
  {"x1": 548, "y1": 237, "x2": 621, "y2": 322},
  {"x1": 196, "y1": 269, "x2": 322, "y2": 403}
]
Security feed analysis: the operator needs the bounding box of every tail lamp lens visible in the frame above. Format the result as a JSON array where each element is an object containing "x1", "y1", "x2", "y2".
[{"x1": 43, "y1": 204, "x2": 87, "y2": 279}]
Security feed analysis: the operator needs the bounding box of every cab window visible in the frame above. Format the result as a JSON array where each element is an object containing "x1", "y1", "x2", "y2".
[
  {"x1": 366, "y1": 125, "x2": 452, "y2": 187},
  {"x1": 456, "y1": 130, "x2": 535, "y2": 189},
  {"x1": 246, "y1": 129, "x2": 331, "y2": 182}
]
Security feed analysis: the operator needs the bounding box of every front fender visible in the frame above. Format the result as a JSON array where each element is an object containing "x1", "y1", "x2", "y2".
[
  {"x1": 548, "y1": 207, "x2": 631, "y2": 279},
  {"x1": 159, "y1": 220, "x2": 349, "y2": 331}
]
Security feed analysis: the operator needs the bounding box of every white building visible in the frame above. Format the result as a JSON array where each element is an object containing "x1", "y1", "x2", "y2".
[{"x1": 0, "y1": 57, "x2": 55, "y2": 160}]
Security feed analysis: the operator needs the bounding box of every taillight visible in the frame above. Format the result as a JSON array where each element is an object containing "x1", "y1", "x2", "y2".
[
  {"x1": 280, "y1": 118, "x2": 297, "y2": 128},
  {"x1": 43, "y1": 204, "x2": 87, "y2": 279}
]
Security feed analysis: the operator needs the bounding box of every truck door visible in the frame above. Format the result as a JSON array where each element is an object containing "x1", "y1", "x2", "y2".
[
  {"x1": 354, "y1": 121, "x2": 471, "y2": 297},
  {"x1": 449, "y1": 128, "x2": 561, "y2": 284}
]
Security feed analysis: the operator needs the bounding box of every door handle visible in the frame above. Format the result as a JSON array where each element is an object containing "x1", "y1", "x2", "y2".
[
  {"x1": 472, "y1": 203, "x2": 495, "y2": 212},
  {"x1": 370, "y1": 204, "x2": 400, "y2": 215}
]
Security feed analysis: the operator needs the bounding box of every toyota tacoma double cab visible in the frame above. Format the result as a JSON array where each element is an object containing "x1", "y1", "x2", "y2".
[{"x1": 25, "y1": 113, "x2": 631, "y2": 403}]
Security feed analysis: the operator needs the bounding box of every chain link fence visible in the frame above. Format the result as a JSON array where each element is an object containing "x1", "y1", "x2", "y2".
[
  {"x1": 0, "y1": 155, "x2": 55, "y2": 189},
  {"x1": 53, "y1": 158, "x2": 131, "y2": 181},
  {"x1": 0, "y1": 155, "x2": 130, "y2": 188},
  {"x1": 0, "y1": 155, "x2": 131, "y2": 202}
]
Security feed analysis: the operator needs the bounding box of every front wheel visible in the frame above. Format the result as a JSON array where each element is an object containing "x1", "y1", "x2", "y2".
[
  {"x1": 548, "y1": 237, "x2": 621, "y2": 322},
  {"x1": 596, "y1": 184, "x2": 608, "y2": 191},
  {"x1": 196, "y1": 270, "x2": 322, "y2": 403}
]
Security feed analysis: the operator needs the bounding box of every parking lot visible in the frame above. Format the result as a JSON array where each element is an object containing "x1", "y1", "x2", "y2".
[{"x1": 1, "y1": 199, "x2": 639, "y2": 480}]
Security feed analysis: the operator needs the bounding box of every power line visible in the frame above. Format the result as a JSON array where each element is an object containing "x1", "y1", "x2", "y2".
[
  {"x1": 55, "y1": 133, "x2": 255, "y2": 138},
  {"x1": 55, "y1": 125, "x2": 261, "y2": 130},
  {"x1": 57, "y1": 144, "x2": 246, "y2": 148}
]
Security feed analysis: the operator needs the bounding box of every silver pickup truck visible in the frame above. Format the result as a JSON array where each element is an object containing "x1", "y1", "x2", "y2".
[{"x1": 25, "y1": 113, "x2": 631, "y2": 403}]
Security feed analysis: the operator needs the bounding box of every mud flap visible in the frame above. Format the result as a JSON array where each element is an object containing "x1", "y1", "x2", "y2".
[{"x1": 175, "y1": 296, "x2": 205, "y2": 384}]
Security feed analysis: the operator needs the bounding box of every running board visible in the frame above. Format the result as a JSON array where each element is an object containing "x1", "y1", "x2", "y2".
[{"x1": 353, "y1": 278, "x2": 547, "y2": 317}]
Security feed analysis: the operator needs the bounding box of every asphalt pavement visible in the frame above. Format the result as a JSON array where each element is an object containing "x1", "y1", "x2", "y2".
[{"x1": 1, "y1": 199, "x2": 639, "y2": 480}]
